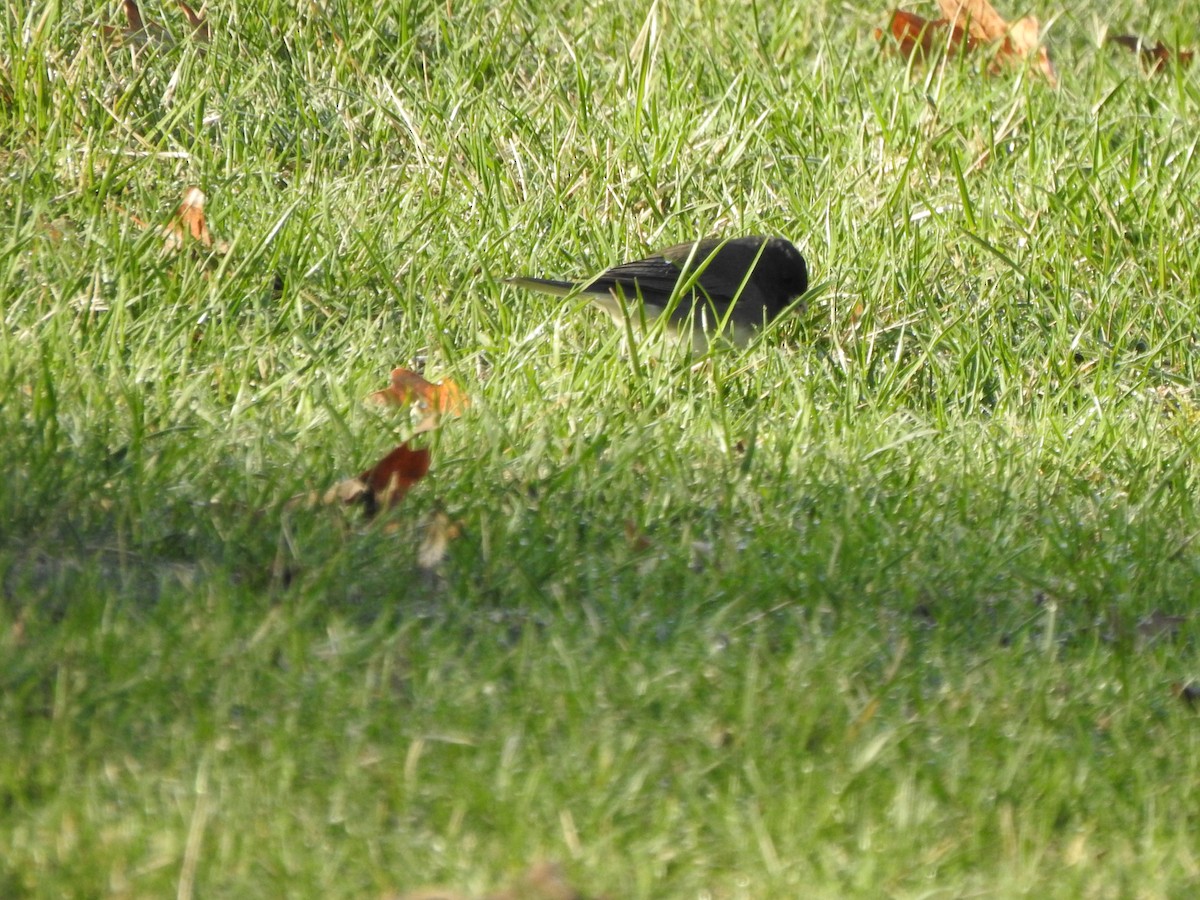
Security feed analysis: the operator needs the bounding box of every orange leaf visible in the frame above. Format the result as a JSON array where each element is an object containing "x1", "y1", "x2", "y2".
[
  {"x1": 936, "y1": 0, "x2": 1057, "y2": 85},
  {"x1": 104, "y1": 0, "x2": 209, "y2": 46},
  {"x1": 107, "y1": 0, "x2": 172, "y2": 46},
  {"x1": 360, "y1": 443, "x2": 431, "y2": 509},
  {"x1": 162, "y1": 186, "x2": 227, "y2": 253},
  {"x1": 176, "y1": 0, "x2": 211, "y2": 43},
  {"x1": 1108, "y1": 34, "x2": 1194, "y2": 74},
  {"x1": 878, "y1": 10, "x2": 974, "y2": 60},
  {"x1": 937, "y1": 0, "x2": 1007, "y2": 43},
  {"x1": 1005, "y1": 17, "x2": 1057, "y2": 86},
  {"x1": 371, "y1": 368, "x2": 469, "y2": 418}
]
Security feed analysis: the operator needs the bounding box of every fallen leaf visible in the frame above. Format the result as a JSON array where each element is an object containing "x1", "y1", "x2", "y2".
[
  {"x1": 937, "y1": 0, "x2": 1057, "y2": 85},
  {"x1": 876, "y1": 9, "x2": 974, "y2": 61},
  {"x1": 322, "y1": 477, "x2": 370, "y2": 507},
  {"x1": 163, "y1": 186, "x2": 216, "y2": 252},
  {"x1": 102, "y1": 0, "x2": 172, "y2": 46},
  {"x1": 321, "y1": 443, "x2": 431, "y2": 516},
  {"x1": 361, "y1": 443, "x2": 431, "y2": 511},
  {"x1": 371, "y1": 367, "x2": 468, "y2": 431},
  {"x1": 176, "y1": 0, "x2": 210, "y2": 42},
  {"x1": 938, "y1": 0, "x2": 1006, "y2": 44},
  {"x1": 372, "y1": 367, "x2": 468, "y2": 414},
  {"x1": 103, "y1": 0, "x2": 211, "y2": 46},
  {"x1": 1108, "y1": 34, "x2": 1194, "y2": 74}
]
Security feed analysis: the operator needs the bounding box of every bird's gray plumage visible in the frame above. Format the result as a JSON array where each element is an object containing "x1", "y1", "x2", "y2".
[{"x1": 508, "y1": 235, "x2": 808, "y2": 350}]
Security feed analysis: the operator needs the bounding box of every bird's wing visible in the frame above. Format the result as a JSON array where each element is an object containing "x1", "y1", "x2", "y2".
[
  {"x1": 584, "y1": 255, "x2": 690, "y2": 306},
  {"x1": 658, "y1": 239, "x2": 764, "y2": 305}
]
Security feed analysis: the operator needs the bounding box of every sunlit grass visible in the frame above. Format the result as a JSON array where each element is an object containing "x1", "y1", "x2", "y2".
[{"x1": 2, "y1": 0, "x2": 1200, "y2": 896}]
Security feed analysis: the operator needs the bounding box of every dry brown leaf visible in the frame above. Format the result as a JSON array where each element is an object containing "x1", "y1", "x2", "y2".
[
  {"x1": 103, "y1": 0, "x2": 173, "y2": 46},
  {"x1": 123, "y1": 0, "x2": 147, "y2": 33},
  {"x1": 372, "y1": 368, "x2": 469, "y2": 414},
  {"x1": 103, "y1": 0, "x2": 210, "y2": 46},
  {"x1": 162, "y1": 186, "x2": 229, "y2": 254},
  {"x1": 1108, "y1": 34, "x2": 1195, "y2": 74},
  {"x1": 163, "y1": 186, "x2": 209, "y2": 251},
  {"x1": 371, "y1": 367, "x2": 468, "y2": 432},
  {"x1": 176, "y1": 0, "x2": 211, "y2": 42},
  {"x1": 320, "y1": 443, "x2": 431, "y2": 516},
  {"x1": 937, "y1": 0, "x2": 1006, "y2": 44},
  {"x1": 322, "y1": 477, "x2": 370, "y2": 506},
  {"x1": 1007, "y1": 17, "x2": 1057, "y2": 85},
  {"x1": 875, "y1": 10, "x2": 974, "y2": 61},
  {"x1": 361, "y1": 443, "x2": 432, "y2": 511},
  {"x1": 936, "y1": 0, "x2": 1057, "y2": 85}
]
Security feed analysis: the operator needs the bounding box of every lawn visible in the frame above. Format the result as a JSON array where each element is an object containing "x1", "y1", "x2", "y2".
[{"x1": 2, "y1": 0, "x2": 1199, "y2": 896}]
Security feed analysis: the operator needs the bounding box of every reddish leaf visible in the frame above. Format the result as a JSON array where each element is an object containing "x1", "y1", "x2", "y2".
[
  {"x1": 361, "y1": 443, "x2": 431, "y2": 509},
  {"x1": 877, "y1": 10, "x2": 974, "y2": 60},
  {"x1": 371, "y1": 368, "x2": 468, "y2": 433},
  {"x1": 1108, "y1": 34, "x2": 1194, "y2": 74}
]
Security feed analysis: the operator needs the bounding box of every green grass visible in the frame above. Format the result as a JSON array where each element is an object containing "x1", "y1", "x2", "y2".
[{"x1": 3, "y1": 0, "x2": 1200, "y2": 896}]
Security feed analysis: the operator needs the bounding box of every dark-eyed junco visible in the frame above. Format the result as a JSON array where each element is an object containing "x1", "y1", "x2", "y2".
[{"x1": 507, "y1": 235, "x2": 808, "y2": 350}]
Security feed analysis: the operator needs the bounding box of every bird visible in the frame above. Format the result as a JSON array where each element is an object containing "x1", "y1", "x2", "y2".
[{"x1": 507, "y1": 235, "x2": 808, "y2": 351}]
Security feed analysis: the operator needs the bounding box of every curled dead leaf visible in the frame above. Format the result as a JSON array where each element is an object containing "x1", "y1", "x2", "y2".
[
  {"x1": 937, "y1": 0, "x2": 1006, "y2": 44},
  {"x1": 361, "y1": 443, "x2": 431, "y2": 511},
  {"x1": 371, "y1": 367, "x2": 468, "y2": 432},
  {"x1": 163, "y1": 186, "x2": 229, "y2": 254},
  {"x1": 320, "y1": 443, "x2": 431, "y2": 517},
  {"x1": 881, "y1": 2, "x2": 1056, "y2": 84},
  {"x1": 937, "y1": 0, "x2": 1057, "y2": 85},
  {"x1": 1108, "y1": 34, "x2": 1194, "y2": 74},
  {"x1": 176, "y1": 0, "x2": 210, "y2": 42},
  {"x1": 372, "y1": 367, "x2": 468, "y2": 414},
  {"x1": 102, "y1": 0, "x2": 209, "y2": 46},
  {"x1": 876, "y1": 9, "x2": 973, "y2": 61}
]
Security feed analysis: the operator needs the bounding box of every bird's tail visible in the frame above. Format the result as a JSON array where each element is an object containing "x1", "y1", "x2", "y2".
[{"x1": 505, "y1": 276, "x2": 582, "y2": 297}]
